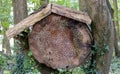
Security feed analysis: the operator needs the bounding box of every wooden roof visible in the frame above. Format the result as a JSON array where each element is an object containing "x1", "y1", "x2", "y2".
[{"x1": 6, "y1": 3, "x2": 91, "y2": 39}]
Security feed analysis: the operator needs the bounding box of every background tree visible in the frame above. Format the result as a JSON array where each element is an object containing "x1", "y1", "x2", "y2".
[
  {"x1": 12, "y1": 0, "x2": 28, "y2": 73},
  {"x1": 0, "y1": 0, "x2": 11, "y2": 56},
  {"x1": 112, "y1": 0, "x2": 120, "y2": 57},
  {"x1": 79, "y1": 0, "x2": 114, "y2": 74},
  {"x1": 0, "y1": 0, "x2": 11, "y2": 73}
]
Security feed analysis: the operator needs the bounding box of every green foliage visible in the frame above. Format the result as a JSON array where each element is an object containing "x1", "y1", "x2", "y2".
[
  {"x1": 49, "y1": 0, "x2": 79, "y2": 10},
  {"x1": 23, "y1": 55, "x2": 39, "y2": 73},
  {"x1": 81, "y1": 42, "x2": 110, "y2": 74},
  {"x1": 109, "y1": 57, "x2": 120, "y2": 74},
  {"x1": 28, "y1": 51, "x2": 33, "y2": 56},
  {"x1": 51, "y1": 67, "x2": 85, "y2": 74},
  {"x1": 28, "y1": 0, "x2": 41, "y2": 10},
  {"x1": 0, "y1": 0, "x2": 12, "y2": 35},
  {"x1": 77, "y1": 43, "x2": 98, "y2": 74},
  {"x1": 11, "y1": 50, "x2": 39, "y2": 74},
  {"x1": 12, "y1": 51, "x2": 25, "y2": 74},
  {"x1": 0, "y1": 54, "x2": 5, "y2": 68}
]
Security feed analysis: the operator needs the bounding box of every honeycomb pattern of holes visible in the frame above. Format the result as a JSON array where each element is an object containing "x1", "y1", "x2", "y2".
[
  {"x1": 40, "y1": 23, "x2": 46, "y2": 27},
  {"x1": 66, "y1": 65, "x2": 69, "y2": 69},
  {"x1": 29, "y1": 41, "x2": 39, "y2": 50},
  {"x1": 63, "y1": 50, "x2": 75, "y2": 58},
  {"x1": 33, "y1": 36, "x2": 40, "y2": 41},
  {"x1": 63, "y1": 27, "x2": 73, "y2": 41},
  {"x1": 48, "y1": 51, "x2": 52, "y2": 55},
  {"x1": 49, "y1": 28, "x2": 58, "y2": 36},
  {"x1": 33, "y1": 25, "x2": 43, "y2": 32},
  {"x1": 29, "y1": 14, "x2": 92, "y2": 69},
  {"x1": 54, "y1": 33, "x2": 74, "y2": 52},
  {"x1": 51, "y1": 58, "x2": 54, "y2": 61},
  {"x1": 49, "y1": 58, "x2": 54, "y2": 62},
  {"x1": 73, "y1": 37, "x2": 83, "y2": 49}
]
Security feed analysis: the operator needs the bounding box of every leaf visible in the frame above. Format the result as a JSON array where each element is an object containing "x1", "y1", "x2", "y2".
[
  {"x1": 1, "y1": 21, "x2": 9, "y2": 28},
  {"x1": 28, "y1": 51, "x2": 32, "y2": 56}
]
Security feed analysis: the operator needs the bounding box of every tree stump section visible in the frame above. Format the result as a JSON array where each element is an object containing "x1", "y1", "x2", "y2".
[{"x1": 29, "y1": 14, "x2": 93, "y2": 69}]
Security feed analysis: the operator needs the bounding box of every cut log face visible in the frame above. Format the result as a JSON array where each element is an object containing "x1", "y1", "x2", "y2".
[{"x1": 29, "y1": 14, "x2": 93, "y2": 69}]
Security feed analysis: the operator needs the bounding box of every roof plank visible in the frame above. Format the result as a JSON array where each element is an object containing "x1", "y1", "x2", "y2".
[
  {"x1": 6, "y1": 4, "x2": 52, "y2": 39},
  {"x1": 6, "y1": 3, "x2": 91, "y2": 39},
  {"x1": 51, "y1": 4, "x2": 91, "y2": 25}
]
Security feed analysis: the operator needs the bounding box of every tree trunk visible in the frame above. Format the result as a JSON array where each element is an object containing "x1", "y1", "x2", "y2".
[
  {"x1": 106, "y1": 0, "x2": 120, "y2": 57},
  {"x1": 0, "y1": 0, "x2": 11, "y2": 56},
  {"x1": 12, "y1": 0, "x2": 28, "y2": 73},
  {"x1": 79, "y1": 0, "x2": 114, "y2": 74},
  {"x1": 112, "y1": 0, "x2": 120, "y2": 57},
  {"x1": 0, "y1": 0, "x2": 11, "y2": 73},
  {"x1": 113, "y1": 0, "x2": 119, "y2": 34},
  {"x1": 78, "y1": 0, "x2": 86, "y2": 12},
  {"x1": 2, "y1": 28, "x2": 11, "y2": 55},
  {"x1": 12, "y1": 0, "x2": 28, "y2": 24}
]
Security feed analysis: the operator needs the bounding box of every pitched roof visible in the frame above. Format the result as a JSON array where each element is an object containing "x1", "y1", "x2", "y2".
[{"x1": 6, "y1": 3, "x2": 91, "y2": 39}]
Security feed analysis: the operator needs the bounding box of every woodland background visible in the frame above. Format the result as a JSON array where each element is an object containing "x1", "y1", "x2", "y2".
[{"x1": 0, "y1": 0, "x2": 120, "y2": 74}]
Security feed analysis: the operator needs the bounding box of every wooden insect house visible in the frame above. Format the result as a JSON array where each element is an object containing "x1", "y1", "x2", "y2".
[{"x1": 6, "y1": 4, "x2": 93, "y2": 69}]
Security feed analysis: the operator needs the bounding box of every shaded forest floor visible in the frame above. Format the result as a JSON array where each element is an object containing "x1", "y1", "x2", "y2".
[
  {"x1": 1, "y1": 57, "x2": 120, "y2": 74},
  {"x1": 109, "y1": 57, "x2": 120, "y2": 74}
]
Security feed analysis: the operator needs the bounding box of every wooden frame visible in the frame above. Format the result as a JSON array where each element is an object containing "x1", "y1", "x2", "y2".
[{"x1": 6, "y1": 3, "x2": 91, "y2": 39}]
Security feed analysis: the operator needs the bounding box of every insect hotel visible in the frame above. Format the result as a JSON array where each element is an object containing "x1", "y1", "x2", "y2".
[{"x1": 6, "y1": 4, "x2": 93, "y2": 69}]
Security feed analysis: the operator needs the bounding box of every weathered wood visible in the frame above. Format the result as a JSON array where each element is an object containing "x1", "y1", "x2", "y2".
[
  {"x1": 6, "y1": 4, "x2": 51, "y2": 39},
  {"x1": 52, "y1": 4, "x2": 91, "y2": 25},
  {"x1": 29, "y1": 14, "x2": 93, "y2": 69},
  {"x1": 82, "y1": 0, "x2": 114, "y2": 74},
  {"x1": 6, "y1": 3, "x2": 91, "y2": 39}
]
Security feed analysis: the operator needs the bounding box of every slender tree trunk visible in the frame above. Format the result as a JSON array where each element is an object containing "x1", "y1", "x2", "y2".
[
  {"x1": 2, "y1": 28, "x2": 11, "y2": 55},
  {"x1": 12, "y1": 0, "x2": 28, "y2": 73},
  {"x1": 113, "y1": 0, "x2": 119, "y2": 34},
  {"x1": 0, "y1": 0, "x2": 11, "y2": 73},
  {"x1": 12, "y1": 0, "x2": 27, "y2": 24},
  {"x1": 79, "y1": 0, "x2": 114, "y2": 74},
  {"x1": 0, "y1": 0, "x2": 11, "y2": 56},
  {"x1": 78, "y1": 0, "x2": 86, "y2": 12},
  {"x1": 112, "y1": 0, "x2": 120, "y2": 57},
  {"x1": 106, "y1": 0, "x2": 120, "y2": 57}
]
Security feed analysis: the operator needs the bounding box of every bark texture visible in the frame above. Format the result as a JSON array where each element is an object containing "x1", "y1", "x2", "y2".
[
  {"x1": 78, "y1": 0, "x2": 86, "y2": 12},
  {"x1": 112, "y1": 0, "x2": 120, "y2": 57},
  {"x1": 2, "y1": 28, "x2": 11, "y2": 55},
  {"x1": 12, "y1": 0, "x2": 27, "y2": 24},
  {"x1": 79, "y1": 0, "x2": 114, "y2": 74},
  {"x1": 12, "y1": 0, "x2": 28, "y2": 73}
]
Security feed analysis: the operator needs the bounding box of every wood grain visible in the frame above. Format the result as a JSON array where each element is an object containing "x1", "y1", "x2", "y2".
[
  {"x1": 6, "y1": 4, "x2": 51, "y2": 39},
  {"x1": 6, "y1": 3, "x2": 91, "y2": 39},
  {"x1": 52, "y1": 3, "x2": 91, "y2": 25}
]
